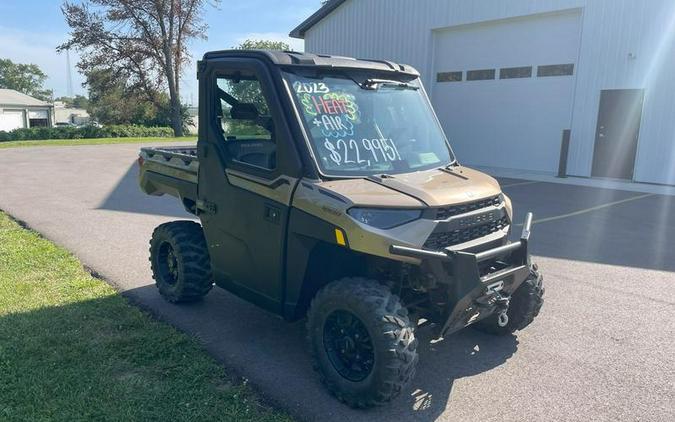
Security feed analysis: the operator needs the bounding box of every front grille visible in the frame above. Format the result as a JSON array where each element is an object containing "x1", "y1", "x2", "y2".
[
  {"x1": 423, "y1": 217, "x2": 509, "y2": 250},
  {"x1": 436, "y1": 195, "x2": 501, "y2": 220}
]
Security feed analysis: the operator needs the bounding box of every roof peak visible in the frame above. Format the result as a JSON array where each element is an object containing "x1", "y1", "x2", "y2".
[
  {"x1": 290, "y1": 0, "x2": 348, "y2": 39},
  {"x1": 0, "y1": 89, "x2": 51, "y2": 107}
]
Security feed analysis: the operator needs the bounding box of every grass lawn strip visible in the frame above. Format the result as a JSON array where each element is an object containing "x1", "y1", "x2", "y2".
[{"x1": 0, "y1": 212, "x2": 292, "y2": 422}]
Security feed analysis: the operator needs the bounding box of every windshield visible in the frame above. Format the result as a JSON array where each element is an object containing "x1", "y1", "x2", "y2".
[{"x1": 284, "y1": 72, "x2": 455, "y2": 177}]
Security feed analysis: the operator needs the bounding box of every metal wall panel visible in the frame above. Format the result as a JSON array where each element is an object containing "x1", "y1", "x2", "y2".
[
  {"x1": 567, "y1": 0, "x2": 675, "y2": 185},
  {"x1": 304, "y1": 0, "x2": 675, "y2": 185}
]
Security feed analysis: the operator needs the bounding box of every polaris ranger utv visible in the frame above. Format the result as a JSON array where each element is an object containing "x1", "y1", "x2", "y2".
[{"x1": 138, "y1": 50, "x2": 544, "y2": 408}]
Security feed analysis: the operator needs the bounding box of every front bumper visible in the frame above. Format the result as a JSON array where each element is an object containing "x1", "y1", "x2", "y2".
[{"x1": 390, "y1": 213, "x2": 534, "y2": 336}]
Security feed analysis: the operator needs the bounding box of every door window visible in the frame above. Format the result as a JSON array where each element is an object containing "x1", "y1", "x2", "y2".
[{"x1": 216, "y1": 75, "x2": 276, "y2": 170}]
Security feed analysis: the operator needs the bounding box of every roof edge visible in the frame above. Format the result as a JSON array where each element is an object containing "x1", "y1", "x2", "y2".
[
  {"x1": 0, "y1": 88, "x2": 51, "y2": 107},
  {"x1": 289, "y1": 0, "x2": 348, "y2": 39},
  {"x1": 201, "y1": 49, "x2": 420, "y2": 77},
  {"x1": 0, "y1": 103, "x2": 53, "y2": 108}
]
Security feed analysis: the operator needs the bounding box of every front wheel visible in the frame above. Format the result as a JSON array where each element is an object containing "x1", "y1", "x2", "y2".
[
  {"x1": 306, "y1": 278, "x2": 418, "y2": 408},
  {"x1": 473, "y1": 264, "x2": 545, "y2": 335}
]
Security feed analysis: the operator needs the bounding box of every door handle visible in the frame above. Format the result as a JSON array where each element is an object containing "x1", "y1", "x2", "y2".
[
  {"x1": 196, "y1": 199, "x2": 217, "y2": 215},
  {"x1": 264, "y1": 204, "x2": 281, "y2": 224}
]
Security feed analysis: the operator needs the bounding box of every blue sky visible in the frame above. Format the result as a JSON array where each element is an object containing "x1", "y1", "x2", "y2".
[{"x1": 0, "y1": 0, "x2": 318, "y2": 102}]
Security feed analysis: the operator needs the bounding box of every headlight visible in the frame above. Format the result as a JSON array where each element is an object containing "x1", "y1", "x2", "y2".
[{"x1": 347, "y1": 208, "x2": 422, "y2": 229}]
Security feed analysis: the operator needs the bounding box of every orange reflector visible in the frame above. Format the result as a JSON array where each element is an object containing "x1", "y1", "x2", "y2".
[{"x1": 334, "y1": 228, "x2": 346, "y2": 246}]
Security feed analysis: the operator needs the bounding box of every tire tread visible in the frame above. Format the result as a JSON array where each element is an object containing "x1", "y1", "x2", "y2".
[
  {"x1": 149, "y1": 221, "x2": 213, "y2": 303},
  {"x1": 306, "y1": 277, "x2": 418, "y2": 408}
]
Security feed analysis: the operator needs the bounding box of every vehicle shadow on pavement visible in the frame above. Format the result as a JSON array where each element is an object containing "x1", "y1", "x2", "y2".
[
  {"x1": 398, "y1": 329, "x2": 518, "y2": 420},
  {"x1": 120, "y1": 283, "x2": 518, "y2": 422},
  {"x1": 97, "y1": 162, "x2": 192, "y2": 218}
]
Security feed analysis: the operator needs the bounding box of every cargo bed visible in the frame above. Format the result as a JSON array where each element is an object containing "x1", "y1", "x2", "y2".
[{"x1": 138, "y1": 146, "x2": 199, "y2": 213}]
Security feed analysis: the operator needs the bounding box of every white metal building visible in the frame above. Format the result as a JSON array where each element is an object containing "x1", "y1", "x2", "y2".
[
  {"x1": 0, "y1": 89, "x2": 53, "y2": 131},
  {"x1": 291, "y1": 0, "x2": 675, "y2": 185},
  {"x1": 54, "y1": 101, "x2": 90, "y2": 126}
]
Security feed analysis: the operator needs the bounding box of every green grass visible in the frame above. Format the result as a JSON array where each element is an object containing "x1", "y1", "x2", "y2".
[
  {"x1": 0, "y1": 212, "x2": 292, "y2": 422},
  {"x1": 0, "y1": 136, "x2": 196, "y2": 149}
]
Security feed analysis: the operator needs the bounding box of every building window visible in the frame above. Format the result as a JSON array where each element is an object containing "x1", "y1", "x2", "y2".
[
  {"x1": 467, "y1": 69, "x2": 496, "y2": 81},
  {"x1": 29, "y1": 118, "x2": 49, "y2": 127},
  {"x1": 27, "y1": 109, "x2": 50, "y2": 128},
  {"x1": 437, "y1": 71, "x2": 463, "y2": 82},
  {"x1": 500, "y1": 66, "x2": 532, "y2": 79},
  {"x1": 537, "y1": 63, "x2": 575, "y2": 77}
]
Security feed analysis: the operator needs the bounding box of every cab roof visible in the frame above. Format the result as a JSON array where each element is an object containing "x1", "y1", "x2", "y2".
[{"x1": 202, "y1": 49, "x2": 419, "y2": 77}]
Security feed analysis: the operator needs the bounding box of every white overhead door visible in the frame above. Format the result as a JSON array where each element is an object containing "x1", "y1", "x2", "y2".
[
  {"x1": 432, "y1": 10, "x2": 582, "y2": 173},
  {"x1": 0, "y1": 110, "x2": 25, "y2": 132}
]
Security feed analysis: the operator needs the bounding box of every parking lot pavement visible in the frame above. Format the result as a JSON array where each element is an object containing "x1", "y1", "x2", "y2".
[
  {"x1": 1, "y1": 144, "x2": 673, "y2": 422},
  {"x1": 499, "y1": 179, "x2": 675, "y2": 272}
]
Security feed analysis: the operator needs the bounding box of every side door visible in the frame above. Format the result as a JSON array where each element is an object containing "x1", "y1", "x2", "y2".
[
  {"x1": 197, "y1": 58, "x2": 302, "y2": 313},
  {"x1": 591, "y1": 89, "x2": 644, "y2": 180}
]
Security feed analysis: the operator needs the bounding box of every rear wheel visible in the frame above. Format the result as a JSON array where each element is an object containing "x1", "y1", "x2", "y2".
[
  {"x1": 306, "y1": 278, "x2": 418, "y2": 408},
  {"x1": 473, "y1": 264, "x2": 544, "y2": 335},
  {"x1": 149, "y1": 221, "x2": 213, "y2": 303}
]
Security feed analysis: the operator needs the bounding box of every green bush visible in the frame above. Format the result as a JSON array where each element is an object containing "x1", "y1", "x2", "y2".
[{"x1": 0, "y1": 125, "x2": 174, "y2": 142}]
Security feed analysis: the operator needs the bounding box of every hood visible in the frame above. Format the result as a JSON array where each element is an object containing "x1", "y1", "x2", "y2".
[{"x1": 317, "y1": 166, "x2": 502, "y2": 208}]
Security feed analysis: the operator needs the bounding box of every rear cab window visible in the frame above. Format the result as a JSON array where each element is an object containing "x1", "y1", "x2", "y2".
[{"x1": 215, "y1": 75, "x2": 277, "y2": 170}]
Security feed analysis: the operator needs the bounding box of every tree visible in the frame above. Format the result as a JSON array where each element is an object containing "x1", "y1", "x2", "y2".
[
  {"x1": 235, "y1": 39, "x2": 290, "y2": 52},
  {"x1": 54, "y1": 96, "x2": 72, "y2": 107},
  {"x1": 85, "y1": 69, "x2": 155, "y2": 125},
  {"x1": 228, "y1": 39, "x2": 290, "y2": 113},
  {"x1": 0, "y1": 59, "x2": 53, "y2": 101},
  {"x1": 72, "y1": 95, "x2": 89, "y2": 109},
  {"x1": 59, "y1": 0, "x2": 217, "y2": 136},
  {"x1": 85, "y1": 68, "x2": 183, "y2": 127},
  {"x1": 55, "y1": 95, "x2": 90, "y2": 109}
]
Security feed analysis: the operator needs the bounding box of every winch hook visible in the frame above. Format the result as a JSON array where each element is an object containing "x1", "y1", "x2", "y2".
[{"x1": 497, "y1": 310, "x2": 509, "y2": 327}]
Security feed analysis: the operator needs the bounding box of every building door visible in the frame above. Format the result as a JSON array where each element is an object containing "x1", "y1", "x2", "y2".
[
  {"x1": 0, "y1": 110, "x2": 25, "y2": 131},
  {"x1": 591, "y1": 89, "x2": 643, "y2": 180},
  {"x1": 28, "y1": 109, "x2": 50, "y2": 127},
  {"x1": 431, "y1": 10, "x2": 582, "y2": 173}
]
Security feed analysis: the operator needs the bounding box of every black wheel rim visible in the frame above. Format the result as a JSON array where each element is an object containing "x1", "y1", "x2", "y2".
[
  {"x1": 157, "y1": 242, "x2": 179, "y2": 285},
  {"x1": 323, "y1": 309, "x2": 374, "y2": 382}
]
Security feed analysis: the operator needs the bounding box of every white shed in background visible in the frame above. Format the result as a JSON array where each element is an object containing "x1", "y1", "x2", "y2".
[
  {"x1": 53, "y1": 101, "x2": 90, "y2": 126},
  {"x1": 0, "y1": 89, "x2": 53, "y2": 131},
  {"x1": 291, "y1": 0, "x2": 675, "y2": 186}
]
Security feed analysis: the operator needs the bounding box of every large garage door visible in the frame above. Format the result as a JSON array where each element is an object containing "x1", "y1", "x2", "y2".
[
  {"x1": 0, "y1": 110, "x2": 25, "y2": 132},
  {"x1": 432, "y1": 10, "x2": 582, "y2": 173}
]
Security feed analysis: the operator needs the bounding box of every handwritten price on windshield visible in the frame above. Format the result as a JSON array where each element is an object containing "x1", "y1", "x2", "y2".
[{"x1": 323, "y1": 138, "x2": 402, "y2": 166}]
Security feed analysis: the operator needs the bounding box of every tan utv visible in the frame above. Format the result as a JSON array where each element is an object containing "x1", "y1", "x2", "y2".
[{"x1": 138, "y1": 50, "x2": 544, "y2": 408}]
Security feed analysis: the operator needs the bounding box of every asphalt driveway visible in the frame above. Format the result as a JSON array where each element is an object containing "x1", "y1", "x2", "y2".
[{"x1": 0, "y1": 143, "x2": 673, "y2": 422}]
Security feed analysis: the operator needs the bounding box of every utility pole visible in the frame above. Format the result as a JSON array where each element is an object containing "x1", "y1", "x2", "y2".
[{"x1": 66, "y1": 49, "x2": 74, "y2": 98}]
